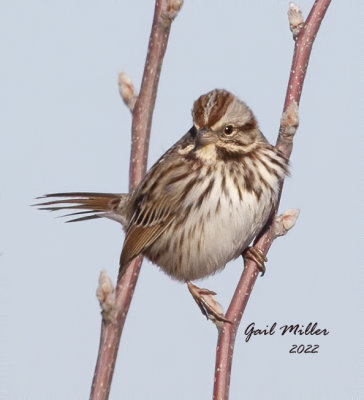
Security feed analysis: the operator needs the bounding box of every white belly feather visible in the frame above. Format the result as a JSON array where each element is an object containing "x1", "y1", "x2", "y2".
[{"x1": 149, "y1": 163, "x2": 279, "y2": 281}]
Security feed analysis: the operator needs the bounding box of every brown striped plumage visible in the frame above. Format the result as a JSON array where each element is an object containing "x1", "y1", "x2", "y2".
[{"x1": 37, "y1": 89, "x2": 288, "y2": 319}]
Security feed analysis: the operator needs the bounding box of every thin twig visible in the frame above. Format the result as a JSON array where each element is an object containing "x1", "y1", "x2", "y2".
[
  {"x1": 89, "y1": 1, "x2": 183, "y2": 399},
  {"x1": 213, "y1": 1, "x2": 331, "y2": 399}
]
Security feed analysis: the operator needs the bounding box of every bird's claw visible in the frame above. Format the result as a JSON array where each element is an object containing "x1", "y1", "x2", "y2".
[
  {"x1": 186, "y1": 281, "x2": 231, "y2": 324},
  {"x1": 243, "y1": 247, "x2": 267, "y2": 276}
]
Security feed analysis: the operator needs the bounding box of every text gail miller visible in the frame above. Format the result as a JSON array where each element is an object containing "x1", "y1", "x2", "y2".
[
  {"x1": 244, "y1": 322, "x2": 329, "y2": 354},
  {"x1": 244, "y1": 322, "x2": 329, "y2": 343}
]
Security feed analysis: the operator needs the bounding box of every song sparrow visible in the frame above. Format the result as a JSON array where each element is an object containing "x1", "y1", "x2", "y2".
[{"x1": 37, "y1": 89, "x2": 288, "y2": 321}]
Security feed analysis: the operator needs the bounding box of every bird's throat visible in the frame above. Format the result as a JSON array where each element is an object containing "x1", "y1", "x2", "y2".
[{"x1": 195, "y1": 143, "x2": 217, "y2": 163}]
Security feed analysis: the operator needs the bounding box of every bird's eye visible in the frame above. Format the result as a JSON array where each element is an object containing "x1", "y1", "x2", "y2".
[{"x1": 224, "y1": 125, "x2": 234, "y2": 135}]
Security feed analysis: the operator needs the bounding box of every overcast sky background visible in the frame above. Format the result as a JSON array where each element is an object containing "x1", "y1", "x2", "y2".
[{"x1": 1, "y1": 1, "x2": 362, "y2": 399}]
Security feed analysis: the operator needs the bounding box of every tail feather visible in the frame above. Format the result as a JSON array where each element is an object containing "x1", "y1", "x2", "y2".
[
  {"x1": 35, "y1": 192, "x2": 129, "y2": 228},
  {"x1": 54, "y1": 210, "x2": 102, "y2": 223},
  {"x1": 66, "y1": 214, "x2": 102, "y2": 223}
]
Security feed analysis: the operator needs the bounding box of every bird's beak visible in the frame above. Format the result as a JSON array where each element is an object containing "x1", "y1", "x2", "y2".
[{"x1": 196, "y1": 127, "x2": 216, "y2": 147}]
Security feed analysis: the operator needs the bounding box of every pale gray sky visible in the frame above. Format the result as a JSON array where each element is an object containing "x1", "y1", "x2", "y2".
[{"x1": 1, "y1": 1, "x2": 362, "y2": 399}]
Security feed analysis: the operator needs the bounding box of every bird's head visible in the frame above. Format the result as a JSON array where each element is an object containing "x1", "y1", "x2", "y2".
[{"x1": 190, "y1": 89, "x2": 266, "y2": 161}]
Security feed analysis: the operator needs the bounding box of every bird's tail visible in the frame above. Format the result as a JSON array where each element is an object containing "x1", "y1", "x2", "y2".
[{"x1": 35, "y1": 192, "x2": 129, "y2": 228}]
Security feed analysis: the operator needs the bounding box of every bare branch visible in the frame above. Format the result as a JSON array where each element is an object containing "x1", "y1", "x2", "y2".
[
  {"x1": 118, "y1": 72, "x2": 137, "y2": 112},
  {"x1": 128, "y1": 2, "x2": 183, "y2": 188},
  {"x1": 90, "y1": 1, "x2": 183, "y2": 399},
  {"x1": 213, "y1": 1, "x2": 332, "y2": 399}
]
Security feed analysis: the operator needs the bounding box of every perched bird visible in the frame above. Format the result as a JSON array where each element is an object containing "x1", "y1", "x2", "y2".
[{"x1": 37, "y1": 89, "x2": 288, "y2": 321}]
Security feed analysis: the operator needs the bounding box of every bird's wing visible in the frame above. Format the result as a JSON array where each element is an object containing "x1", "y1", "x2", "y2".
[
  {"x1": 119, "y1": 192, "x2": 174, "y2": 269},
  {"x1": 119, "y1": 129, "x2": 196, "y2": 272}
]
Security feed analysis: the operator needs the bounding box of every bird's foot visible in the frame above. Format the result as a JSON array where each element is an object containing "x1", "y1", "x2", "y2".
[
  {"x1": 186, "y1": 281, "x2": 231, "y2": 324},
  {"x1": 243, "y1": 247, "x2": 267, "y2": 276}
]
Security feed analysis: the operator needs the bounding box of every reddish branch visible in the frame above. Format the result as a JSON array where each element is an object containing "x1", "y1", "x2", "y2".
[
  {"x1": 90, "y1": 1, "x2": 183, "y2": 399},
  {"x1": 213, "y1": 1, "x2": 332, "y2": 399}
]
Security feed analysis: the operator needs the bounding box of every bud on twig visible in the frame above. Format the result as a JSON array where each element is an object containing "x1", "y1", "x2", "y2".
[
  {"x1": 162, "y1": 0, "x2": 183, "y2": 26},
  {"x1": 96, "y1": 270, "x2": 115, "y2": 322},
  {"x1": 274, "y1": 209, "x2": 300, "y2": 239},
  {"x1": 279, "y1": 101, "x2": 299, "y2": 142},
  {"x1": 288, "y1": 2, "x2": 304, "y2": 40},
  {"x1": 118, "y1": 72, "x2": 137, "y2": 112}
]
